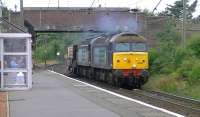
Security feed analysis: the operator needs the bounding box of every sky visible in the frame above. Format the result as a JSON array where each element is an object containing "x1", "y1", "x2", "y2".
[{"x1": 2, "y1": 0, "x2": 200, "y2": 17}]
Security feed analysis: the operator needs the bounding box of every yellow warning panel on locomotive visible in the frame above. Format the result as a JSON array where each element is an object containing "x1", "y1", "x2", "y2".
[{"x1": 112, "y1": 52, "x2": 149, "y2": 70}]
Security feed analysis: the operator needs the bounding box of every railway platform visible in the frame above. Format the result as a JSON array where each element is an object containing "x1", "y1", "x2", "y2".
[{"x1": 8, "y1": 70, "x2": 183, "y2": 117}]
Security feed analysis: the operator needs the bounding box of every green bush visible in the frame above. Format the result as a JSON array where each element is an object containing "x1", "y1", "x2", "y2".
[
  {"x1": 173, "y1": 47, "x2": 187, "y2": 68},
  {"x1": 187, "y1": 34, "x2": 200, "y2": 58},
  {"x1": 149, "y1": 48, "x2": 177, "y2": 74},
  {"x1": 149, "y1": 21, "x2": 182, "y2": 75},
  {"x1": 175, "y1": 57, "x2": 199, "y2": 83},
  {"x1": 156, "y1": 21, "x2": 181, "y2": 44},
  {"x1": 188, "y1": 62, "x2": 200, "y2": 85},
  {"x1": 149, "y1": 48, "x2": 160, "y2": 74},
  {"x1": 146, "y1": 23, "x2": 200, "y2": 99},
  {"x1": 177, "y1": 58, "x2": 193, "y2": 79}
]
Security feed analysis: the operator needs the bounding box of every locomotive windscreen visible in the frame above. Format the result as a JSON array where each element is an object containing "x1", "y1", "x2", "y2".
[
  {"x1": 114, "y1": 43, "x2": 147, "y2": 52},
  {"x1": 77, "y1": 47, "x2": 90, "y2": 65},
  {"x1": 132, "y1": 43, "x2": 146, "y2": 51}
]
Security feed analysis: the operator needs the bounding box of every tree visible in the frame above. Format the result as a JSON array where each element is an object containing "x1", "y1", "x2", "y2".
[
  {"x1": 2, "y1": 7, "x2": 9, "y2": 17},
  {"x1": 159, "y1": 0, "x2": 198, "y2": 20},
  {"x1": 192, "y1": 15, "x2": 200, "y2": 23},
  {"x1": 149, "y1": 21, "x2": 181, "y2": 74},
  {"x1": 143, "y1": 9, "x2": 155, "y2": 16}
]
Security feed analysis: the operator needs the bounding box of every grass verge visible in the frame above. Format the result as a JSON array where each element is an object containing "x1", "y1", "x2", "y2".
[{"x1": 143, "y1": 75, "x2": 200, "y2": 100}]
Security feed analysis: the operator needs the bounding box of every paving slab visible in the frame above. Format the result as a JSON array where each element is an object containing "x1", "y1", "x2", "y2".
[
  {"x1": 9, "y1": 70, "x2": 178, "y2": 117},
  {"x1": 0, "y1": 92, "x2": 7, "y2": 117}
]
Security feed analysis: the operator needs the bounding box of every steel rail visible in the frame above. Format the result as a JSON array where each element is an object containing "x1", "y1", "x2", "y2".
[
  {"x1": 145, "y1": 90, "x2": 200, "y2": 108},
  {"x1": 126, "y1": 89, "x2": 200, "y2": 117}
]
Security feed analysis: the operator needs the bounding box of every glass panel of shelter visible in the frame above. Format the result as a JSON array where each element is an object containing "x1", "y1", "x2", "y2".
[
  {"x1": 4, "y1": 38, "x2": 26, "y2": 52},
  {"x1": 3, "y1": 72, "x2": 27, "y2": 88},
  {"x1": 2, "y1": 38, "x2": 28, "y2": 88},
  {"x1": 4, "y1": 55, "x2": 27, "y2": 70}
]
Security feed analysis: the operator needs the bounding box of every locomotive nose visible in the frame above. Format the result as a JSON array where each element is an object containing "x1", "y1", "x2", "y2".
[{"x1": 113, "y1": 52, "x2": 149, "y2": 70}]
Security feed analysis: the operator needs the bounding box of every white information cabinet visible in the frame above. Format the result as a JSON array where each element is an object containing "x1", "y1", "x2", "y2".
[{"x1": 0, "y1": 33, "x2": 32, "y2": 90}]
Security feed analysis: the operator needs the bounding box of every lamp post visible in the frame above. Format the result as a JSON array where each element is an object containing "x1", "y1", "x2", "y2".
[
  {"x1": 58, "y1": 0, "x2": 60, "y2": 8},
  {"x1": 56, "y1": 52, "x2": 60, "y2": 64}
]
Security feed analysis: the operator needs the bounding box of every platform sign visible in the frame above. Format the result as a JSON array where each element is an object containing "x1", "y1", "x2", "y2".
[{"x1": 0, "y1": 33, "x2": 32, "y2": 90}]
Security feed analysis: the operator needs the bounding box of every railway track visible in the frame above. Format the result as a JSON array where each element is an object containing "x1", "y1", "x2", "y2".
[
  {"x1": 48, "y1": 64, "x2": 200, "y2": 117},
  {"x1": 124, "y1": 90, "x2": 200, "y2": 117},
  {"x1": 145, "y1": 90, "x2": 200, "y2": 109}
]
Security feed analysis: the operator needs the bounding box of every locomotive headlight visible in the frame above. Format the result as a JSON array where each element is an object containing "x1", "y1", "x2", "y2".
[
  {"x1": 123, "y1": 58, "x2": 127, "y2": 61},
  {"x1": 132, "y1": 64, "x2": 137, "y2": 68}
]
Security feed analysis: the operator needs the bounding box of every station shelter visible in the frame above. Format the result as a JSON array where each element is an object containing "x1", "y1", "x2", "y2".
[{"x1": 0, "y1": 33, "x2": 32, "y2": 90}]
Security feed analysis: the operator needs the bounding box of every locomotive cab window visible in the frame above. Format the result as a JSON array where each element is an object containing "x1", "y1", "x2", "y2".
[
  {"x1": 77, "y1": 48, "x2": 89, "y2": 64},
  {"x1": 93, "y1": 47, "x2": 107, "y2": 65},
  {"x1": 114, "y1": 43, "x2": 130, "y2": 51},
  {"x1": 132, "y1": 43, "x2": 147, "y2": 51}
]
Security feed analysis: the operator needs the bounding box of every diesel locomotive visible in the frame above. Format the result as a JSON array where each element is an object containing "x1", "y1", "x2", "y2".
[{"x1": 67, "y1": 32, "x2": 149, "y2": 88}]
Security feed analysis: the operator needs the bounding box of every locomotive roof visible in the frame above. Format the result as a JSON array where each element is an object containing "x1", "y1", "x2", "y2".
[
  {"x1": 78, "y1": 32, "x2": 146, "y2": 46},
  {"x1": 110, "y1": 32, "x2": 146, "y2": 43},
  {"x1": 79, "y1": 38, "x2": 94, "y2": 45},
  {"x1": 77, "y1": 34, "x2": 105, "y2": 46},
  {"x1": 92, "y1": 32, "x2": 146, "y2": 44}
]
